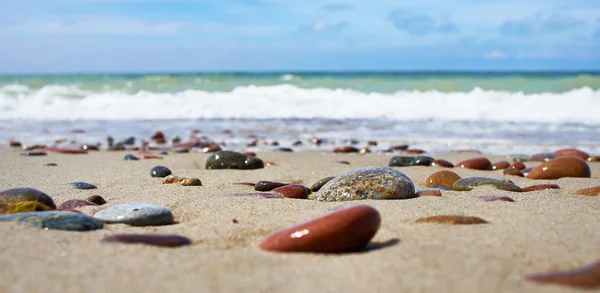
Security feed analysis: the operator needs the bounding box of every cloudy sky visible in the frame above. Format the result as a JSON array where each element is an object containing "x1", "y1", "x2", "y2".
[{"x1": 1, "y1": 0, "x2": 600, "y2": 73}]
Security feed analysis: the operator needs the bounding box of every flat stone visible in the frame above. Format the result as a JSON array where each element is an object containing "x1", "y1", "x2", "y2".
[
  {"x1": 124, "y1": 154, "x2": 139, "y2": 160},
  {"x1": 430, "y1": 159, "x2": 454, "y2": 168},
  {"x1": 272, "y1": 184, "x2": 310, "y2": 199},
  {"x1": 259, "y1": 205, "x2": 380, "y2": 253},
  {"x1": 415, "y1": 215, "x2": 488, "y2": 224},
  {"x1": 205, "y1": 151, "x2": 264, "y2": 170},
  {"x1": 574, "y1": 186, "x2": 600, "y2": 196},
  {"x1": 255, "y1": 181, "x2": 288, "y2": 191},
  {"x1": 416, "y1": 189, "x2": 442, "y2": 197},
  {"x1": 86, "y1": 195, "x2": 107, "y2": 205},
  {"x1": 0, "y1": 211, "x2": 103, "y2": 231},
  {"x1": 94, "y1": 203, "x2": 174, "y2": 226},
  {"x1": 333, "y1": 146, "x2": 359, "y2": 153},
  {"x1": 526, "y1": 260, "x2": 600, "y2": 289},
  {"x1": 233, "y1": 192, "x2": 284, "y2": 199},
  {"x1": 0, "y1": 187, "x2": 56, "y2": 214},
  {"x1": 149, "y1": 166, "x2": 172, "y2": 178},
  {"x1": 20, "y1": 151, "x2": 47, "y2": 156},
  {"x1": 315, "y1": 166, "x2": 415, "y2": 201},
  {"x1": 554, "y1": 148, "x2": 590, "y2": 160},
  {"x1": 455, "y1": 157, "x2": 493, "y2": 170},
  {"x1": 389, "y1": 156, "x2": 434, "y2": 167},
  {"x1": 452, "y1": 177, "x2": 522, "y2": 192},
  {"x1": 522, "y1": 184, "x2": 560, "y2": 192},
  {"x1": 102, "y1": 234, "x2": 191, "y2": 247},
  {"x1": 58, "y1": 199, "x2": 99, "y2": 210},
  {"x1": 67, "y1": 182, "x2": 97, "y2": 190},
  {"x1": 309, "y1": 176, "x2": 336, "y2": 192},
  {"x1": 43, "y1": 146, "x2": 88, "y2": 154},
  {"x1": 492, "y1": 161, "x2": 510, "y2": 170},
  {"x1": 425, "y1": 170, "x2": 462, "y2": 189},
  {"x1": 527, "y1": 156, "x2": 591, "y2": 180},
  {"x1": 479, "y1": 196, "x2": 515, "y2": 202}
]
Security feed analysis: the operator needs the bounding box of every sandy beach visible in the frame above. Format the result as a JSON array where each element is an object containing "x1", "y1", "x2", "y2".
[{"x1": 1, "y1": 147, "x2": 599, "y2": 293}]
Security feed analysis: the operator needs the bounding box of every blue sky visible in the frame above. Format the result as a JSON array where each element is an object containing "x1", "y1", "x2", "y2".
[{"x1": 1, "y1": 0, "x2": 600, "y2": 73}]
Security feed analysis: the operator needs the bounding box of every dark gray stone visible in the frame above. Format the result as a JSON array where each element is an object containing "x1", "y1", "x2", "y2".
[
  {"x1": 150, "y1": 166, "x2": 172, "y2": 178},
  {"x1": 389, "y1": 156, "x2": 435, "y2": 167},
  {"x1": 205, "y1": 151, "x2": 264, "y2": 170}
]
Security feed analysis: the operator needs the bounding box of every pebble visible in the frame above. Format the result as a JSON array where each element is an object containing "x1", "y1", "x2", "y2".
[
  {"x1": 272, "y1": 184, "x2": 310, "y2": 199},
  {"x1": 425, "y1": 170, "x2": 462, "y2": 189},
  {"x1": 492, "y1": 161, "x2": 510, "y2": 170},
  {"x1": 86, "y1": 195, "x2": 107, "y2": 205},
  {"x1": 234, "y1": 192, "x2": 284, "y2": 199},
  {"x1": 588, "y1": 156, "x2": 600, "y2": 162},
  {"x1": 124, "y1": 154, "x2": 139, "y2": 160},
  {"x1": 530, "y1": 153, "x2": 558, "y2": 162},
  {"x1": 309, "y1": 176, "x2": 336, "y2": 192},
  {"x1": 526, "y1": 260, "x2": 600, "y2": 289},
  {"x1": 315, "y1": 166, "x2": 415, "y2": 201},
  {"x1": 149, "y1": 166, "x2": 172, "y2": 178},
  {"x1": 162, "y1": 175, "x2": 183, "y2": 184},
  {"x1": 359, "y1": 147, "x2": 371, "y2": 154},
  {"x1": 45, "y1": 163, "x2": 58, "y2": 166},
  {"x1": 389, "y1": 156, "x2": 434, "y2": 167},
  {"x1": 233, "y1": 182, "x2": 256, "y2": 187},
  {"x1": 452, "y1": 177, "x2": 522, "y2": 192},
  {"x1": 455, "y1": 157, "x2": 493, "y2": 170},
  {"x1": 67, "y1": 182, "x2": 97, "y2": 190},
  {"x1": 522, "y1": 184, "x2": 560, "y2": 192},
  {"x1": 159, "y1": 151, "x2": 169, "y2": 155},
  {"x1": 332, "y1": 160, "x2": 351, "y2": 165},
  {"x1": 415, "y1": 215, "x2": 488, "y2": 224},
  {"x1": 503, "y1": 167, "x2": 524, "y2": 177},
  {"x1": 205, "y1": 151, "x2": 264, "y2": 170},
  {"x1": 574, "y1": 186, "x2": 600, "y2": 196},
  {"x1": 101, "y1": 234, "x2": 192, "y2": 247},
  {"x1": 58, "y1": 199, "x2": 99, "y2": 210},
  {"x1": 173, "y1": 148, "x2": 189, "y2": 153},
  {"x1": 0, "y1": 187, "x2": 57, "y2": 214},
  {"x1": 554, "y1": 148, "x2": 590, "y2": 160},
  {"x1": 255, "y1": 181, "x2": 288, "y2": 192},
  {"x1": 140, "y1": 154, "x2": 163, "y2": 160},
  {"x1": 430, "y1": 159, "x2": 454, "y2": 168},
  {"x1": 527, "y1": 156, "x2": 591, "y2": 180},
  {"x1": 180, "y1": 178, "x2": 202, "y2": 186},
  {"x1": 275, "y1": 147, "x2": 293, "y2": 152},
  {"x1": 94, "y1": 203, "x2": 174, "y2": 226},
  {"x1": 9, "y1": 140, "x2": 22, "y2": 147},
  {"x1": 403, "y1": 149, "x2": 426, "y2": 154},
  {"x1": 20, "y1": 151, "x2": 47, "y2": 156},
  {"x1": 387, "y1": 144, "x2": 409, "y2": 151},
  {"x1": 43, "y1": 146, "x2": 88, "y2": 154},
  {"x1": 333, "y1": 146, "x2": 359, "y2": 153},
  {"x1": 427, "y1": 185, "x2": 452, "y2": 190},
  {"x1": 479, "y1": 196, "x2": 515, "y2": 202},
  {"x1": 259, "y1": 205, "x2": 380, "y2": 253},
  {"x1": 416, "y1": 190, "x2": 442, "y2": 197},
  {"x1": 0, "y1": 211, "x2": 103, "y2": 231},
  {"x1": 509, "y1": 162, "x2": 526, "y2": 170}
]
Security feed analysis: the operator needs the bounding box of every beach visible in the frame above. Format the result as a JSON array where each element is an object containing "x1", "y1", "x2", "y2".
[{"x1": 1, "y1": 146, "x2": 599, "y2": 293}]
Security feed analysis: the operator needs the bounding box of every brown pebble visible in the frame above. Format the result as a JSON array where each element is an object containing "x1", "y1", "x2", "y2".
[
  {"x1": 367, "y1": 141, "x2": 378, "y2": 146},
  {"x1": 574, "y1": 186, "x2": 600, "y2": 196},
  {"x1": 255, "y1": 181, "x2": 288, "y2": 191},
  {"x1": 403, "y1": 149, "x2": 426, "y2": 155},
  {"x1": 509, "y1": 161, "x2": 526, "y2": 170},
  {"x1": 492, "y1": 161, "x2": 510, "y2": 170},
  {"x1": 425, "y1": 170, "x2": 462, "y2": 189},
  {"x1": 45, "y1": 163, "x2": 58, "y2": 167},
  {"x1": 522, "y1": 184, "x2": 560, "y2": 192},
  {"x1": 588, "y1": 156, "x2": 599, "y2": 162},
  {"x1": 232, "y1": 219, "x2": 239, "y2": 223},
  {"x1": 57, "y1": 199, "x2": 99, "y2": 210},
  {"x1": 554, "y1": 148, "x2": 590, "y2": 160},
  {"x1": 272, "y1": 184, "x2": 310, "y2": 199},
  {"x1": 233, "y1": 182, "x2": 256, "y2": 187},
  {"x1": 259, "y1": 205, "x2": 381, "y2": 253},
  {"x1": 333, "y1": 146, "x2": 359, "y2": 153},
  {"x1": 503, "y1": 167, "x2": 524, "y2": 177},
  {"x1": 310, "y1": 138, "x2": 324, "y2": 145},
  {"x1": 181, "y1": 178, "x2": 202, "y2": 186},
  {"x1": 9, "y1": 140, "x2": 22, "y2": 147},
  {"x1": 332, "y1": 160, "x2": 350, "y2": 165},
  {"x1": 527, "y1": 156, "x2": 591, "y2": 180},
  {"x1": 151, "y1": 131, "x2": 166, "y2": 144},
  {"x1": 416, "y1": 190, "x2": 442, "y2": 197},
  {"x1": 86, "y1": 195, "x2": 107, "y2": 205},
  {"x1": 201, "y1": 143, "x2": 221, "y2": 153},
  {"x1": 530, "y1": 153, "x2": 558, "y2": 162},
  {"x1": 430, "y1": 159, "x2": 454, "y2": 168},
  {"x1": 140, "y1": 154, "x2": 163, "y2": 160},
  {"x1": 234, "y1": 192, "x2": 284, "y2": 199},
  {"x1": 162, "y1": 175, "x2": 183, "y2": 184},
  {"x1": 244, "y1": 152, "x2": 257, "y2": 157},
  {"x1": 455, "y1": 157, "x2": 493, "y2": 170},
  {"x1": 359, "y1": 147, "x2": 371, "y2": 154},
  {"x1": 479, "y1": 196, "x2": 515, "y2": 202},
  {"x1": 415, "y1": 215, "x2": 488, "y2": 225},
  {"x1": 526, "y1": 260, "x2": 600, "y2": 289},
  {"x1": 43, "y1": 146, "x2": 88, "y2": 154},
  {"x1": 292, "y1": 141, "x2": 303, "y2": 146},
  {"x1": 102, "y1": 234, "x2": 191, "y2": 247}
]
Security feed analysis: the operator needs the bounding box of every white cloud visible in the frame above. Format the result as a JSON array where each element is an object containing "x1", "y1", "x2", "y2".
[{"x1": 484, "y1": 49, "x2": 506, "y2": 59}]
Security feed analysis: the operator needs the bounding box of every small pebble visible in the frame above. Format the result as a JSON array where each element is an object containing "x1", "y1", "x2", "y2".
[
  {"x1": 259, "y1": 205, "x2": 381, "y2": 253},
  {"x1": 526, "y1": 260, "x2": 600, "y2": 289},
  {"x1": 275, "y1": 147, "x2": 293, "y2": 152},
  {"x1": 162, "y1": 175, "x2": 183, "y2": 184},
  {"x1": 416, "y1": 190, "x2": 442, "y2": 197},
  {"x1": 509, "y1": 162, "x2": 526, "y2": 170},
  {"x1": 234, "y1": 192, "x2": 284, "y2": 199},
  {"x1": 272, "y1": 184, "x2": 310, "y2": 199},
  {"x1": 45, "y1": 163, "x2": 58, "y2": 166},
  {"x1": 43, "y1": 146, "x2": 88, "y2": 154},
  {"x1": 479, "y1": 196, "x2": 515, "y2": 202},
  {"x1": 20, "y1": 151, "x2": 47, "y2": 156},
  {"x1": 527, "y1": 156, "x2": 591, "y2": 180},
  {"x1": 255, "y1": 181, "x2": 288, "y2": 192},
  {"x1": 206, "y1": 151, "x2": 264, "y2": 170},
  {"x1": 0, "y1": 211, "x2": 103, "y2": 231},
  {"x1": 333, "y1": 146, "x2": 359, "y2": 153},
  {"x1": 452, "y1": 177, "x2": 522, "y2": 192},
  {"x1": 387, "y1": 144, "x2": 409, "y2": 151},
  {"x1": 415, "y1": 215, "x2": 488, "y2": 224},
  {"x1": 159, "y1": 151, "x2": 169, "y2": 155},
  {"x1": 150, "y1": 166, "x2": 172, "y2": 178},
  {"x1": 180, "y1": 178, "x2": 202, "y2": 186},
  {"x1": 588, "y1": 156, "x2": 600, "y2": 162},
  {"x1": 309, "y1": 176, "x2": 336, "y2": 192},
  {"x1": 430, "y1": 159, "x2": 454, "y2": 168},
  {"x1": 574, "y1": 186, "x2": 600, "y2": 196},
  {"x1": 124, "y1": 154, "x2": 139, "y2": 160},
  {"x1": 403, "y1": 149, "x2": 426, "y2": 154},
  {"x1": 522, "y1": 184, "x2": 560, "y2": 192},
  {"x1": 492, "y1": 161, "x2": 510, "y2": 170},
  {"x1": 389, "y1": 156, "x2": 434, "y2": 167},
  {"x1": 101, "y1": 234, "x2": 191, "y2": 247},
  {"x1": 425, "y1": 170, "x2": 462, "y2": 189},
  {"x1": 57, "y1": 199, "x2": 99, "y2": 210},
  {"x1": 455, "y1": 157, "x2": 493, "y2": 170},
  {"x1": 359, "y1": 147, "x2": 371, "y2": 154},
  {"x1": 233, "y1": 182, "x2": 256, "y2": 187},
  {"x1": 67, "y1": 182, "x2": 97, "y2": 190},
  {"x1": 529, "y1": 153, "x2": 558, "y2": 162},
  {"x1": 332, "y1": 160, "x2": 350, "y2": 165},
  {"x1": 86, "y1": 195, "x2": 107, "y2": 205},
  {"x1": 94, "y1": 203, "x2": 174, "y2": 226}
]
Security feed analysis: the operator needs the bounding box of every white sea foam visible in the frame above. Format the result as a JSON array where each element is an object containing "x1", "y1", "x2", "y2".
[{"x1": 0, "y1": 84, "x2": 599, "y2": 123}]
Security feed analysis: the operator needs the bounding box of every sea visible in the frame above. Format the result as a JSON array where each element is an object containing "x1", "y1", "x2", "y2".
[{"x1": 1, "y1": 71, "x2": 599, "y2": 155}]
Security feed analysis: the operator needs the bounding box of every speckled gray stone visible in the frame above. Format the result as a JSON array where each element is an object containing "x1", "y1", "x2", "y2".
[
  {"x1": 452, "y1": 177, "x2": 522, "y2": 192},
  {"x1": 94, "y1": 203, "x2": 174, "y2": 226},
  {"x1": 0, "y1": 211, "x2": 103, "y2": 231},
  {"x1": 389, "y1": 156, "x2": 434, "y2": 167},
  {"x1": 315, "y1": 166, "x2": 415, "y2": 201}
]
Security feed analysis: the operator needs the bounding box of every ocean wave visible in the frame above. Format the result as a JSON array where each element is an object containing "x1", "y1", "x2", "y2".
[{"x1": 0, "y1": 84, "x2": 599, "y2": 123}]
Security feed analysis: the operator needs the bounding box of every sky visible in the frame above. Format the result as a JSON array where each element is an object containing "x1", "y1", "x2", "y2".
[{"x1": 1, "y1": 0, "x2": 600, "y2": 73}]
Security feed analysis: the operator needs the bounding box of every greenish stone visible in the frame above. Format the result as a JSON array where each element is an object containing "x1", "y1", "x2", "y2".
[
  {"x1": 309, "y1": 176, "x2": 336, "y2": 192},
  {"x1": 205, "y1": 151, "x2": 264, "y2": 170},
  {"x1": 0, "y1": 211, "x2": 103, "y2": 231},
  {"x1": 315, "y1": 166, "x2": 415, "y2": 201},
  {"x1": 389, "y1": 156, "x2": 434, "y2": 167},
  {"x1": 452, "y1": 177, "x2": 522, "y2": 192},
  {"x1": 0, "y1": 187, "x2": 56, "y2": 214}
]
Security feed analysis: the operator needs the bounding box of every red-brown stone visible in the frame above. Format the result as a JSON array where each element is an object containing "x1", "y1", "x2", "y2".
[
  {"x1": 492, "y1": 161, "x2": 510, "y2": 170},
  {"x1": 425, "y1": 170, "x2": 462, "y2": 189},
  {"x1": 333, "y1": 146, "x2": 359, "y2": 153},
  {"x1": 574, "y1": 186, "x2": 600, "y2": 196},
  {"x1": 522, "y1": 184, "x2": 560, "y2": 192},
  {"x1": 554, "y1": 148, "x2": 590, "y2": 160},
  {"x1": 526, "y1": 260, "x2": 600, "y2": 289},
  {"x1": 272, "y1": 184, "x2": 310, "y2": 199},
  {"x1": 509, "y1": 162, "x2": 526, "y2": 170},
  {"x1": 43, "y1": 146, "x2": 88, "y2": 154},
  {"x1": 455, "y1": 157, "x2": 493, "y2": 170},
  {"x1": 430, "y1": 159, "x2": 454, "y2": 168},
  {"x1": 527, "y1": 156, "x2": 591, "y2": 180}
]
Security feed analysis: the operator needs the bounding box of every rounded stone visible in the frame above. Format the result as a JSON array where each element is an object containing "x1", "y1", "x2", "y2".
[
  {"x1": 0, "y1": 211, "x2": 103, "y2": 231},
  {"x1": 43, "y1": 146, "x2": 88, "y2": 154},
  {"x1": 124, "y1": 154, "x2": 139, "y2": 160},
  {"x1": 492, "y1": 161, "x2": 510, "y2": 170},
  {"x1": 530, "y1": 153, "x2": 558, "y2": 162},
  {"x1": 574, "y1": 186, "x2": 600, "y2": 196},
  {"x1": 58, "y1": 199, "x2": 99, "y2": 210},
  {"x1": 425, "y1": 170, "x2": 462, "y2": 189},
  {"x1": 522, "y1": 184, "x2": 560, "y2": 192},
  {"x1": 315, "y1": 166, "x2": 415, "y2": 201},
  {"x1": 554, "y1": 148, "x2": 590, "y2": 160},
  {"x1": 527, "y1": 156, "x2": 591, "y2": 180},
  {"x1": 149, "y1": 166, "x2": 172, "y2": 178},
  {"x1": 430, "y1": 159, "x2": 454, "y2": 168},
  {"x1": 503, "y1": 167, "x2": 524, "y2": 177},
  {"x1": 452, "y1": 177, "x2": 522, "y2": 192},
  {"x1": 255, "y1": 181, "x2": 288, "y2": 192},
  {"x1": 333, "y1": 146, "x2": 358, "y2": 153},
  {"x1": 102, "y1": 234, "x2": 191, "y2": 247},
  {"x1": 309, "y1": 176, "x2": 336, "y2": 192},
  {"x1": 272, "y1": 184, "x2": 310, "y2": 199},
  {"x1": 67, "y1": 182, "x2": 97, "y2": 190},
  {"x1": 259, "y1": 205, "x2": 380, "y2": 253},
  {"x1": 94, "y1": 203, "x2": 174, "y2": 226},
  {"x1": 0, "y1": 187, "x2": 57, "y2": 213},
  {"x1": 86, "y1": 195, "x2": 107, "y2": 205},
  {"x1": 509, "y1": 162, "x2": 526, "y2": 170},
  {"x1": 389, "y1": 156, "x2": 434, "y2": 167},
  {"x1": 180, "y1": 178, "x2": 202, "y2": 186},
  {"x1": 415, "y1": 215, "x2": 488, "y2": 225},
  {"x1": 162, "y1": 175, "x2": 183, "y2": 184},
  {"x1": 205, "y1": 151, "x2": 264, "y2": 170},
  {"x1": 455, "y1": 157, "x2": 493, "y2": 170}
]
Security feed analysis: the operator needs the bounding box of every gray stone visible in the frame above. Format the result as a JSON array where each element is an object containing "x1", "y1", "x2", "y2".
[
  {"x1": 94, "y1": 202, "x2": 174, "y2": 226},
  {"x1": 205, "y1": 151, "x2": 264, "y2": 170},
  {"x1": 452, "y1": 177, "x2": 522, "y2": 192},
  {"x1": 67, "y1": 182, "x2": 97, "y2": 190},
  {"x1": 315, "y1": 166, "x2": 415, "y2": 201},
  {"x1": 0, "y1": 211, "x2": 103, "y2": 231},
  {"x1": 150, "y1": 166, "x2": 172, "y2": 178},
  {"x1": 389, "y1": 156, "x2": 434, "y2": 167}
]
